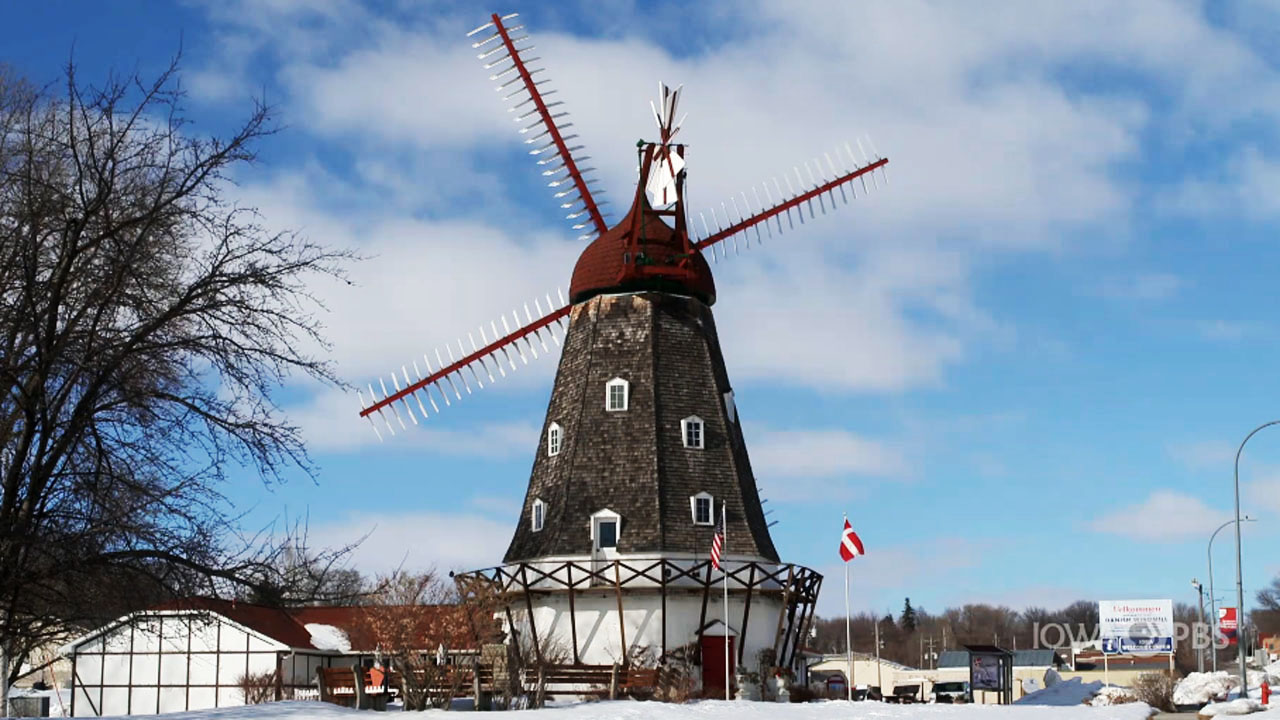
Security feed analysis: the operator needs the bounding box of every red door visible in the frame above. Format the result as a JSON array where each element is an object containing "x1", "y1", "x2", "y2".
[{"x1": 701, "y1": 635, "x2": 736, "y2": 694}]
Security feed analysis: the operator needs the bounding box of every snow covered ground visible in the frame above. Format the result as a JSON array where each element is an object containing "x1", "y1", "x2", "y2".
[{"x1": 25, "y1": 699, "x2": 1158, "y2": 720}]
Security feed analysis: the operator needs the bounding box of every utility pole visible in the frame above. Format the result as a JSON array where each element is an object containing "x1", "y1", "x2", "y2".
[
  {"x1": 1192, "y1": 579, "x2": 1205, "y2": 673},
  {"x1": 1232, "y1": 421, "x2": 1279, "y2": 698},
  {"x1": 874, "y1": 618, "x2": 883, "y2": 698}
]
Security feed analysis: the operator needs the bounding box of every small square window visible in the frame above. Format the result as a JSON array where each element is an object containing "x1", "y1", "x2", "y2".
[
  {"x1": 690, "y1": 492, "x2": 714, "y2": 525},
  {"x1": 681, "y1": 415, "x2": 704, "y2": 449},
  {"x1": 695, "y1": 496, "x2": 711, "y2": 525},
  {"x1": 532, "y1": 499, "x2": 545, "y2": 532},
  {"x1": 547, "y1": 423, "x2": 562, "y2": 457},
  {"x1": 606, "y1": 378, "x2": 629, "y2": 411},
  {"x1": 597, "y1": 520, "x2": 617, "y2": 549}
]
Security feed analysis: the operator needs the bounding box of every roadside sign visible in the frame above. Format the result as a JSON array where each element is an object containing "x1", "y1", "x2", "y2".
[
  {"x1": 1219, "y1": 607, "x2": 1238, "y2": 646},
  {"x1": 1099, "y1": 599, "x2": 1174, "y2": 655}
]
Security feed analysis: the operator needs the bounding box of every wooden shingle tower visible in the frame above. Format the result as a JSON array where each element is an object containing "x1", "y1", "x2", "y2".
[{"x1": 358, "y1": 12, "x2": 888, "y2": 692}]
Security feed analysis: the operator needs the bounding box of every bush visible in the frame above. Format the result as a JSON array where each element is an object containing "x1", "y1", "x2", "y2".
[
  {"x1": 237, "y1": 671, "x2": 279, "y2": 705},
  {"x1": 1131, "y1": 671, "x2": 1178, "y2": 712}
]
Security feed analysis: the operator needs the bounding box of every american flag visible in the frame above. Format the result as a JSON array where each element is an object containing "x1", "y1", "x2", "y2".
[{"x1": 710, "y1": 507, "x2": 725, "y2": 570}]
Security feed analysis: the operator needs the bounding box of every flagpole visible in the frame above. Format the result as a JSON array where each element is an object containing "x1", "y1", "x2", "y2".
[
  {"x1": 844, "y1": 514, "x2": 853, "y2": 702},
  {"x1": 722, "y1": 502, "x2": 730, "y2": 700}
]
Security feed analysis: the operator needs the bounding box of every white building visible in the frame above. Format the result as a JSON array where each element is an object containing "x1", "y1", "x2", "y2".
[{"x1": 60, "y1": 598, "x2": 471, "y2": 716}]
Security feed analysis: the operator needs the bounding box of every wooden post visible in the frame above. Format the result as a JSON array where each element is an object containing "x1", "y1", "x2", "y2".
[
  {"x1": 472, "y1": 657, "x2": 483, "y2": 711},
  {"x1": 738, "y1": 564, "x2": 756, "y2": 665},
  {"x1": 535, "y1": 666, "x2": 546, "y2": 709},
  {"x1": 772, "y1": 566, "x2": 795, "y2": 658},
  {"x1": 609, "y1": 663, "x2": 619, "y2": 701},
  {"x1": 787, "y1": 593, "x2": 814, "y2": 669},
  {"x1": 696, "y1": 561, "x2": 714, "y2": 648},
  {"x1": 567, "y1": 563, "x2": 580, "y2": 665},
  {"x1": 502, "y1": 604, "x2": 523, "y2": 667},
  {"x1": 351, "y1": 664, "x2": 367, "y2": 710},
  {"x1": 613, "y1": 561, "x2": 628, "y2": 664},
  {"x1": 660, "y1": 560, "x2": 669, "y2": 659},
  {"x1": 519, "y1": 565, "x2": 543, "y2": 666}
]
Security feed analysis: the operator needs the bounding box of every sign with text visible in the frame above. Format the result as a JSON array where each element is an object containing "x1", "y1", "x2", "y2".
[
  {"x1": 1219, "y1": 607, "x2": 1238, "y2": 645},
  {"x1": 1099, "y1": 599, "x2": 1174, "y2": 655}
]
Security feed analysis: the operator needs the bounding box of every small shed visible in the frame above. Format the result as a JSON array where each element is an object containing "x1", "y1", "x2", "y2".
[{"x1": 60, "y1": 597, "x2": 478, "y2": 717}]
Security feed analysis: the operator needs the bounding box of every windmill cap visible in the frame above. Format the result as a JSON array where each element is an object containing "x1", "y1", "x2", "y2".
[{"x1": 569, "y1": 194, "x2": 716, "y2": 305}]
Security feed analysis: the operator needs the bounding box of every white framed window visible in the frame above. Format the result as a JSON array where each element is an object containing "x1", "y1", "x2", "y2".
[
  {"x1": 532, "y1": 498, "x2": 546, "y2": 532},
  {"x1": 605, "y1": 377, "x2": 629, "y2": 412},
  {"x1": 690, "y1": 492, "x2": 713, "y2": 525},
  {"x1": 681, "y1": 415, "x2": 704, "y2": 449},
  {"x1": 547, "y1": 422, "x2": 562, "y2": 457},
  {"x1": 590, "y1": 508, "x2": 621, "y2": 551}
]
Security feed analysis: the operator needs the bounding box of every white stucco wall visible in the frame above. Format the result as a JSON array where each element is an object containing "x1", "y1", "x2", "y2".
[{"x1": 511, "y1": 588, "x2": 789, "y2": 678}]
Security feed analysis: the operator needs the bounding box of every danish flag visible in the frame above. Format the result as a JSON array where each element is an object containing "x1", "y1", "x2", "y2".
[{"x1": 839, "y1": 518, "x2": 864, "y2": 562}]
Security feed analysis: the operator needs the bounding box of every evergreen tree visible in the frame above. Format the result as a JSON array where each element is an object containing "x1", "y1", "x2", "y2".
[{"x1": 901, "y1": 597, "x2": 918, "y2": 633}]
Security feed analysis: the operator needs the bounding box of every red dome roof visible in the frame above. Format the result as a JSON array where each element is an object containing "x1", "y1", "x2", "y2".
[{"x1": 569, "y1": 194, "x2": 716, "y2": 305}]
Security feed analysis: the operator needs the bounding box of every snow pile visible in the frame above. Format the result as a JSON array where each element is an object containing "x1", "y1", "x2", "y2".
[
  {"x1": 1014, "y1": 676, "x2": 1104, "y2": 706},
  {"x1": 1196, "y1": 698, "x2": 1265, "y2": 716},
  {"x1": 1180, "y1": 665, "x2": 1280, "y2": 705},
  {"x1": 1176, "y1": 672, "x2": 1239, "y2": 705},
  {"x1": 1088, "y1": 686, "x2": 1140, "y2": 706},
  {"x1": 304, "y1": 623, "x2": 351, "y2": 652},
  {"x1": 73, "y1": 697, "x2": 1160, "y2": 720}
]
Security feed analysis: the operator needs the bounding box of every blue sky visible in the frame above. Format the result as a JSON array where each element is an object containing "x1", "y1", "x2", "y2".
[{"x1": 6, "y1": 0, "x2": 1280, "y2": 619}]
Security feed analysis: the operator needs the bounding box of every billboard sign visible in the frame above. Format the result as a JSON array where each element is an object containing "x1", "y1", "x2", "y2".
[
  {"x1": 970, "y1": 653, "x2": 1002, "y2": 690},
  {"x1": 1219, "y1": 607, "x2": 1238, "y2": 645},
  {"x1": 1099, "y1": 599, "x2": 1174, "y2": 655}
]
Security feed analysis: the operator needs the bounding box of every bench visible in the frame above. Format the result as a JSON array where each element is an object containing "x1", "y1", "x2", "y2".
[
  {"x1": 527, "y1": 664, "x2": 659, "y2": 699},
  {"x1": 315, "y1": 666, "x2": 390, "y2": 710},
  {"x1": 885, "y1": 684, "x2": 922, "y2": 704}
]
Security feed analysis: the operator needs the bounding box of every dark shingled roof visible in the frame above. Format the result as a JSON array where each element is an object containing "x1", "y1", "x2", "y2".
[
  {"x1": 503, "y1": 292, "x2": 777, "y2": 562},
  {"x1": 144, "y1": 597, "x2": 483, "y2": 652}
]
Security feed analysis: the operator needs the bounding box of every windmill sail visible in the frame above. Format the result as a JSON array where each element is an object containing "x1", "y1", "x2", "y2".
[
  {"x1": 468, "y1": 13, "x2": 609, "y2": 240},
  {"x1": 691, "y1": 139, "x2": 888, "y2": 261},
  {"x1": 358, "y1": 289, "x2": 570, "y2": 437}
]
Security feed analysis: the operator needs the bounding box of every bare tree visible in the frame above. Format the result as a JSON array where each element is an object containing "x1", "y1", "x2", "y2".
[
  {"x1": 357, "y1": 572, "x2": 494, "y2": 711},
  {"x1": 0, "y1": 57, "x2": 352, "y2": 697},
  {"x1": 1256, "y1": 574, "x2": 1280, "y2": 636}
]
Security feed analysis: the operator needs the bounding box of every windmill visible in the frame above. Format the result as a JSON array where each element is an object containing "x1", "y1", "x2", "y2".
[{"x1": 357, "y1": 12, "x2": 888, "y2": 692}]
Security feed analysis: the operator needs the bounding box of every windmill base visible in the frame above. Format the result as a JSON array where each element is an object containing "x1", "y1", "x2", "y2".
[{"x1": 454, "y1": 558, "x2": 821, "y2": 692}]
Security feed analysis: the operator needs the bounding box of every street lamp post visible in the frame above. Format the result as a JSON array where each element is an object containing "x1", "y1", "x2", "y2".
[
  {"x1": 1231, "y1": 421, "x2": 1280, "y2": 697},
  {"x1": 1192, "y1": 579, "x2": 1205, "y2": 672},
  {"x1": 1208, "y1": 516, "x2": 1254, "y2": 672}
]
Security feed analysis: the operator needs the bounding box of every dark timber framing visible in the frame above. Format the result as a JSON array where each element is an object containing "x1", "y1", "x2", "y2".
[{"x1": 455, "y1": 558, "x2": 820, "y2": 667}]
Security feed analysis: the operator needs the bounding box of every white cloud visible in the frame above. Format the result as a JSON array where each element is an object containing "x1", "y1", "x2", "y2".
[
  {"x1": 812, "y1": 537, "x2": 983, "y2": 616},
  {"x1": 1090, "y1": 490, "x2": 1230, "y2": 542},
  {"x1": 748, "y1": 427, "x2": 908, "y2": 481},
  {"x1": 310, "y1": 510, "x2": 512, "y2": 575},
  {"x1": 1161, "y1": 147, "x2": 1280, "y2": 219},
  {"x1": 1168, "y1": 440, "x2": 1236, "y2": 470},
  {"x1": 179, "y1": 1, "x2": 1280, "y2": 440},
  {"x1": 1095, "y1": 273, "x2": 1183, "y2": 301},
  {"x1": 1197, "y1": 320, "x2": 1256, "y2": 342},
  {"x1": 1245, "y1": 475, "x2": 1280, "y2": 520}
]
